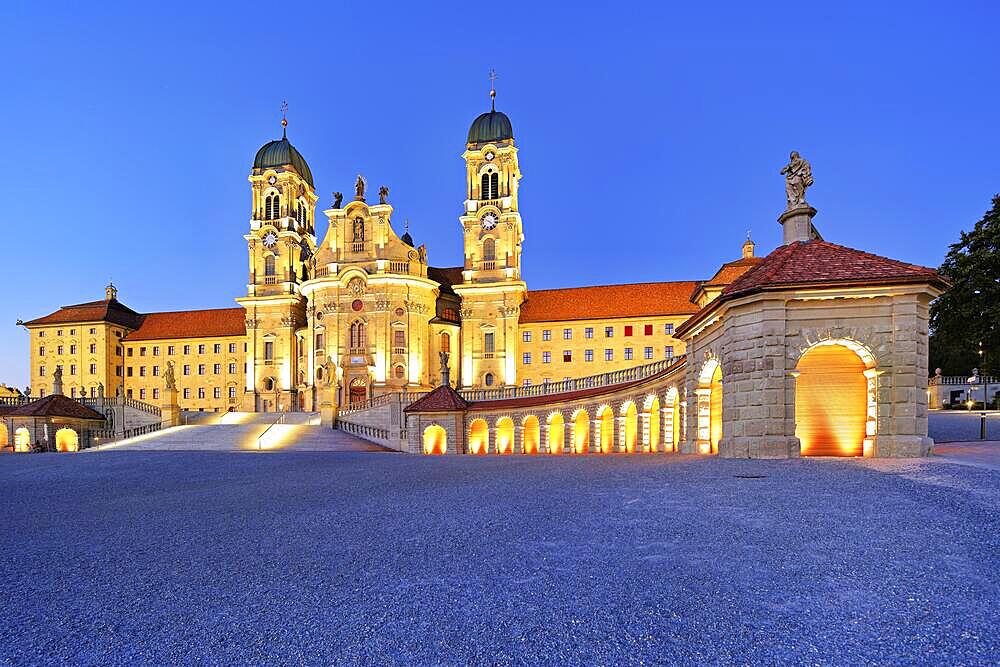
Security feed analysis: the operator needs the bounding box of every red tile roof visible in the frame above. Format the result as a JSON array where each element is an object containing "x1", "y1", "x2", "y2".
[
  {"x1": 676, "y1": 240, "x2": 947, "y2": 337},
  {"x1": 22, "y1": 299, "x2": 144, "y2": 329},
  {"x1": 519, "y1": 281, "x2": 701, "y2": 324},
  {"x1": 722, "y1": 240, "x2": 946, "y2": 298},
  {"x1": 9, "y1": 394, "x2": 106, "y2": 421},
  {"x1": 125, "y1": 308, "x2": 247, "y2": 342},
  {"x1": 404, "y1": 385, "x2": 469, "y2": 413}
]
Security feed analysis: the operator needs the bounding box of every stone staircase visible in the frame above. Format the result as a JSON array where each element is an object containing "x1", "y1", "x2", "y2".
[{"x1": 92, "y1": 421, "x2": 388, "y2": 452}]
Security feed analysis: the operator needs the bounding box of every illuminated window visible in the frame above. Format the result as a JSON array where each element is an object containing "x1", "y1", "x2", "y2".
[
  {"x1": 523, "y1": 331, "x2": 532, "y2": 343},
  {"x1": 229, "y1": 387, "x2": 237, "y2": 399},
  {"x1": 625, "y1": 348, "x2": 633, "y2": 360},
  {"x1": 585, "y1": 349, "x2": 593, "y2": 362},
  {"x1": 664, "y1": 323, "x2": 674, "y2": 335},
  {"x1": 605, "y1": 349, "x2": 613, "y2": 361},
  {"x1": 542, "y1": 330, "x2": 551, "y2": 341},
  {"x1": 585, "y1": 327, "x2": 594, "y2": 339},
  {"x1": 644, "y1": 346, "x2": 653, "y2": 360},
  {"x1": 214, "y1": 387, "x2": 222, "y2": 399},
  {"x1": 523, "y1": 353, "x2": 531, "y2": 364},
  {"x1": 665, "y1": 346, "x2": 674, "y2": 359},
  {"x1": 563, "y1": 328, "x2": 572, "y2": 339},
  {"x1": 542, "y1": 351, "x2": 551, "y2": 363},
  {"x1": 350, "y1": 322, "x2": 366, "y2": 349}
]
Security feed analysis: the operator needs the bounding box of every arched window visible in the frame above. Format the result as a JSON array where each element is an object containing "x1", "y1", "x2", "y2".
[
  {"x1": 483, "y1": 238, "x2": 496, "y2": 262},
  {"x1": 265, "y1": 194, "x2": 280, "y2": 220},
  {"x1": 481, "y1": 173, "x2": 490, "y2": 199},
  {"x1": 264, "y1": 255, "x2": 276, "y2": 276},
  {"x1": 490, "y1": 172, "x2": 499, "y2": 198},
  {"x1": 350, "y1": 321, "x2": 367, "y2": 349},
  {"x1": 440, "y1": 332, "x2": 450, "y2": 353},
  {"x1": 485, "y1": 373, "x2": 494, "y2": 387}
]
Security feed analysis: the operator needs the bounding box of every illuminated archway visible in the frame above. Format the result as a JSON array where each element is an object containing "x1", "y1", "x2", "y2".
[
  {"x1": 422, "y1": 424, "x2": 447, "y2": 455},
  {"x1": 669, "y1": 389, "x2": 681, "y2": 452},
  {"x1": 644, "y1": 396, "x2": 660, "y2": 453},
  {"x1": 622, "y1": 401, "x2": 638, "y2": 453},
  {"x1": 14, "y1": 427, "x2": 30, "y2": 453},
  {"x1": 0, "y1": 423, "x2": 7, "y2": 450},
  {"x1": 469, "y1": 419, "x2": 489, "y2": 455},
  {"x1": 55, "y1": 428, "x2": 79, "y2": 452},
  {"x1": 547, "y1": 412, "x2": 565, "y2": 454},
  {"x1": 709, "y1": 364, "x2": 722, "y2": 453},
  {"x1": 571, "y1": 410, "x2": 590, "y2": 454},
  {"x1": 521, "y1": 415, "x2": 540, "y2": 454},
  {"x1": 597, "y1": 405, "x2": 614, "y2": 453},
  {"x1": 495, "y1": 417, "x2": 515, "y2": 455},
  {"x1": 796, "y1": 342, "x2": 869, "y2": 457}
]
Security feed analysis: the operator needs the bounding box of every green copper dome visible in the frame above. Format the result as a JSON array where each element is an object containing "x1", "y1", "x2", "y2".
[
  {"x1": 467, "y1": 110, "x2": 513, "y2": 145},
  {"x1": 253, "y1": 134, "x2": 314, "y2": 188}
]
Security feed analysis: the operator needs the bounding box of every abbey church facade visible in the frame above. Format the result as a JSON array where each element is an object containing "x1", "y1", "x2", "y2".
[{"x1": 22, "y1": 98, "x2": 712, "y2": 413}]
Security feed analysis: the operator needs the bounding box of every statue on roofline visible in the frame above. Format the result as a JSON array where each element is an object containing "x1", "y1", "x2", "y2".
[
  {"x1": 355, "y1": 175, "x2": 367, "y2": 201},
  {"x1": 780, "y1": 151, "x2": 813, "y2": 210},
  {"x1": 378, "y1": 185, "x2": 389, "y2": 205}
]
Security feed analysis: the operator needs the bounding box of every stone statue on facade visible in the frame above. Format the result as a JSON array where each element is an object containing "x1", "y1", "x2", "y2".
[
  {"x1": 97, "y1": 382, "x2": 104, "y2": 398},
  {"x1": 780, "y1": 151, "x2": 813, "y2": 210},
  {"x1": 52, "y1": 366, "x2": 64, "y2": 395},
  {"x1": 355, "y1": 175, "x2": 367, "y2": 201},
  {"x1": 418, "y1": 244, "x2": 427, "y2": 265},
  {"x1": 439, "y1": 350, "x2": 451, "y2": 386},
  {"x1": 332, "y1": 191, "x2": 343, "y2": 209},
  {"x1": 378, "y1": 185, "x2": 389, "y2": 205},
  {"x1": 164, "y1": 361, "x2": 177, "y2": 390}
]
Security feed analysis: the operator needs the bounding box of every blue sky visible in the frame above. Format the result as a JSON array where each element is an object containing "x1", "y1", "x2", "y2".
[{"x1": 1, "y1": 1, "x2": 997, "y2": 387}]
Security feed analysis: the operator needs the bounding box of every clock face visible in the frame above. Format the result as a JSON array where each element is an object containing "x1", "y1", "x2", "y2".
[
  {"x1": 268, "y1": 175, "x2": 277, "y2": 185},
  {"x1": 485, "y1": 151, "x2": 495, "y2": 161},
  {"x1": 481, "y1": 213, "x2": 498, "y2": 230},
  {"x1": 262, "y1": 231, "x2": 278, "y2": 248}
]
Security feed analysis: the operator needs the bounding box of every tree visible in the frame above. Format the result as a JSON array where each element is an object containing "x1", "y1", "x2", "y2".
[{"x1": 929, "y1": 194, "x2": 1000, "y2": 376}]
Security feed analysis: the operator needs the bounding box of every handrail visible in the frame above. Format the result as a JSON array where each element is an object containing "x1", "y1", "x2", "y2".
[
  {"x1": 458, "y1": 356, "x2": 685, "y2": 402},
  {"x1": 255, "y1": 412, "x2": 287, "y2": 450}
]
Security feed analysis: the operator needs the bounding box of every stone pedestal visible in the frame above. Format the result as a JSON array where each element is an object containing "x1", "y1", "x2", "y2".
[
  {"x1": 778, "y1": 205, "x2": 819, "y2": 244},
  {"x1": 161, "y1": 387, "x2": 181, "y2": 428},
  {"x1": 319, "y1": 383, "x2": 339, "y2": 428}
]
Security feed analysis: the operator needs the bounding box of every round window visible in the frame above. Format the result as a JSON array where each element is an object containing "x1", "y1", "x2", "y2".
[
  {"x1": 485, "y1": 373, "x2": 494, "y2": 387},
  {"x1": 352, "y1": 299, "x2": 364, "y2": 312}
]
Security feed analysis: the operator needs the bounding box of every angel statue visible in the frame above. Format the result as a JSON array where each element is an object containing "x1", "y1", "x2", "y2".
[
  {"x1": 780, "y1": 151, "x2": 814, "y2": 210},
  {"x1": 378, "y1": 185, "x2": 389, "y2": 205},
  {"x1": 355, "y1": 175, "x2": 367, "y2": 201},
  {"x1": 332, "y1": 191, "x2": 343, "y2": 209}
]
